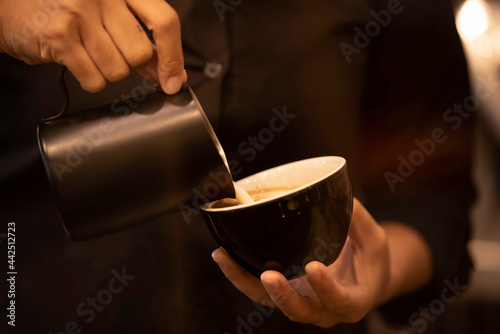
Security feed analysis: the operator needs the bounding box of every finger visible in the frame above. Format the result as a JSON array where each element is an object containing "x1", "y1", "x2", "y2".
[
  {"x1": 137, "y1": 51, "x2": 188, "y2": 88},
  {"x1": 80, "y1": 17, "x2": 130, "y2": 83},
  {"x1": 102, "y1": 1, "x2": 154, "y2": 69},
  {"x1": 137, "y1": 47, "x2": 160, "y2": 83},
  {"x1": 57, "y1": 42, "x2": 107, "y2": 93},
  {"x1": 126, "y1": 0, "x2": 185, "y2": 94},
  {"x1": 261, "y1": 271, "x2": 320, "y2": 324},
  {"x1": 305, "y1": 261, "x2": 353, "y2": 314},
  {"x1": 212, "y1": 248, "x2": 274, "y2": 307},
  {"x1": 306, "y1": 261, "x2": 368, "y2": 324},
  {"x1": 40, "y1": 16, "x2": 106, "y2": 92}
]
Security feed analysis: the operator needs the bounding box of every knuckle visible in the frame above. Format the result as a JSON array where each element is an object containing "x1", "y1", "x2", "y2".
[
  {"x1": 38, "y1": 2, "x2": 81, "y2": 46},
  {"x1": 154, "y1": 9, "x2": 181, "y2": 33},
  {"x1": 42, "y1": 23, "x2": 67, "y2": 44},
  {"x1": 59, "y1": 0, "x2": 83, "y2": 19},
  {"x1": 127, "y1": 45, "x2": 154, "y2": 68},
  {"x1": 82, "y1": 77, "x2": 107, "y2": 93},
  {"x1": 105, "y1": 66, "x2": 130, "y2": 82},
  {"x1": 40, "y1": 23, "x2": 77, "y2": 55}
]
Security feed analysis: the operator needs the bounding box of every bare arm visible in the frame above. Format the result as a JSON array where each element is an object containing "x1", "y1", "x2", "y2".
[{"x1": 378, "y1": 221, "x2": 433, "y2": 304}]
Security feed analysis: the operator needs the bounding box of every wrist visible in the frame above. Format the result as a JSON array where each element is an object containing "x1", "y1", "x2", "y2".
[{"x1": 378, "y1": 221, "x2": 433, "y2": 304}]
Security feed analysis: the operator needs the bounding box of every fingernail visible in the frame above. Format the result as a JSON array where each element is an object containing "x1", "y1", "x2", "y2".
[
  {"x1": 306, "y1": 264, "x2": 322, "y2": 282},
  {"x1": 162, "y1": 74, "x2": 183, "y2": 94},
  {"x1": 211, "y1": 250, "x2": 227, "y2": 270}
]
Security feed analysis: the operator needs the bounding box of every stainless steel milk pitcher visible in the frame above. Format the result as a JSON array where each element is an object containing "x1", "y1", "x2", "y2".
[{"x1": 38, "y1": 76, "x2": 234, "y2": 241}]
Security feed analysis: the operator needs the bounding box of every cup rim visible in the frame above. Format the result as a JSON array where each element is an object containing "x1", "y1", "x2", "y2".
[{"x1": 202, "y1": 156, "x2": 346, "y2": 212}]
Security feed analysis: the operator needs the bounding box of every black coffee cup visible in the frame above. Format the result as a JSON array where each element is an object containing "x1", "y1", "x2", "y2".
[{"x1": 201, "y1": 156, "x2": 353, "y2": 279}]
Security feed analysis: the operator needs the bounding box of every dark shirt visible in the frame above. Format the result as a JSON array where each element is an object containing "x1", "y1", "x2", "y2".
[{"x1": 0, "y1": 0, "x2": 473, "y2": 332}]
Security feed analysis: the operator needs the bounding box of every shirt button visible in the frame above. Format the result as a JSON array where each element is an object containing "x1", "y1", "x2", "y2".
[{"x1": 203, "y1": 62, "x2": 223, "y2": 79}]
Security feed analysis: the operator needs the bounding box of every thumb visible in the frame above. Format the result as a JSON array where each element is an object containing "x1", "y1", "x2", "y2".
[{"x1": 126, "y1": 0, "x2": 186, "y2": 94}]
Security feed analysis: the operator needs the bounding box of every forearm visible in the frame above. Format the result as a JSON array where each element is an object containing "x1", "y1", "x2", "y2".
[{"x1": 378, "y1": 221, "x2": 433, "y2": 304}]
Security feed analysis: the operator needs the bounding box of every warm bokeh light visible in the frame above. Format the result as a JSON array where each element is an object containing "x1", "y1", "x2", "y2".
[{"x1": 456, "y1": 0, "x2": 490, "y2": 41}]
